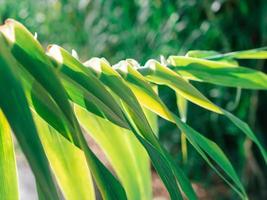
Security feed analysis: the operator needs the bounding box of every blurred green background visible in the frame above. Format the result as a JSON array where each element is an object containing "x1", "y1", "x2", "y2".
[{"x1": 1, "y1": 0, "x2": 266, "y2": 199}]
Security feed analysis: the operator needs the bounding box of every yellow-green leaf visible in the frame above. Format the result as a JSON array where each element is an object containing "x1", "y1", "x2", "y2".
[
  {"x1": 75, "y1": 105, "x2": 151, "y2": 200},
  {"x1": 168, "y1": 56, "x2": 267, "y2": 89},
  {"x1": 0, "y1": 110, "x2": 19, "y2": 200},
  {"x1": 0, "y1": 34, "x2": 59, "y2": 199},
  {"x1": 34, "y1": 114, "x2": 95, "y2": 200}
]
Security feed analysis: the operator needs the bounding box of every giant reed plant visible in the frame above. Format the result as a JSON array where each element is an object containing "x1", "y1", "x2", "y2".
[{"x1": 0, "y1": 19, "x2": 267, "y2": 200}]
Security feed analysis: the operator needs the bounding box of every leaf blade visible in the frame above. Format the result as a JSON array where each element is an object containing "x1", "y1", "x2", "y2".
[
  {"x1": 0, "y1": 110, "x2": 19, "y2": 200},
  {"x1": 0, "y1": 34, "x2": 59, "y2": 200},
  {"x1": 34, "y1": 114, "x2": 96, "y2": 200}
]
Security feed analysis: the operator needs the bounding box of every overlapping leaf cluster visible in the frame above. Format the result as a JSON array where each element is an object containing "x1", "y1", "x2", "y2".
[{"x1": 0, "y1": 19, "x2": 266, "y2": 200}]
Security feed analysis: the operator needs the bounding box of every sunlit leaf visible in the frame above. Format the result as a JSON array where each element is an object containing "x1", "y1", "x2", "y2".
[
  {"x1": 47, "y1": 45, "x2": 128, "y2": 129},
  {"x1": 168, "y1": 56, "x2": 267, "y2": 89},
  {"x1": 75, "y1": 105, "x2": 152, "y2": 200},
  {"x1": 116, "y1": 61, "x2": 247, "y2": 198},
  {"x1": 0, "y1": 35, "x2": 59, "y2": 199},
  {"x1": 0, "y1": 19, "x2": 127, "y2": 200},
  {"x1": 0, "y1": 110, "x2": 19, "y2": 200},
  {"x1": 206, "y1": 47, "x2": 267, "y2": 60},
  {"x1": 84, "y1": 58, "x2": 193, "y2": 200},
  {"x1": 34, "y1": 114, "x2": 95, "y2": 200},
  {"x1": 176, "y1": 93, "x2": 188, "y2": 163},
  {"x1": 1, "y1": 18, "x2": 266, "y2": 200}
]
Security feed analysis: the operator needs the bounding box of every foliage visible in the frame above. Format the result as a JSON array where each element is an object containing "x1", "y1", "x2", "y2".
[{"x1": 0, "y1": 19, "x2": 267, "y2": 200}]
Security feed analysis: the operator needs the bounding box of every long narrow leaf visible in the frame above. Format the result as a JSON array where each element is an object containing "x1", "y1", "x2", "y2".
[
  {"x1": 0, "y1": 19, "x2": 127, "y2": 200},
  {"x1": 143, "y1": 59, "x2": 267, "y2": 162},
  {"x1": 0, "y1": 110, "x2": 19, "y2": 200},
  {"x1": 75, "y1": 105, "x2": 152, "y2": 200},
  {"x1": 84, "y1": 58, "x2": 196, "y2": 200},
  {"x1": 168, "y1": 56, "x2": 267, "y2": 89},
  {"x1": 206, "y1": 47, "x2": 267, "y2": 60},
  {"x1": 140, "y1": 59, "x2": 222, "y2": 113},
  {"x1": 0, "y1": 35, "x2": 59, "y2": 199},
  {"x1": 33, "y1": 114, "x2": 96, "y2": 200},
  {"x1": 116, "y1": 61, "x2": 247, "y2": 198}
]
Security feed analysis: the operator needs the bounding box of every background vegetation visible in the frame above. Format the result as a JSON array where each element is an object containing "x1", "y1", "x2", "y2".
[{"x1": 1, "y1": 0, "x2": 266, "y2": 199}]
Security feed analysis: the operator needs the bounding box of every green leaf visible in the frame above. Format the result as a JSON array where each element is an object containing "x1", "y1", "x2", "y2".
[
  {"x1": 47, "y1": 45, "x2": 128, "y2": 129},
  {"x1": 143, "y1": 105, "x2": 159, "y2": 135},
  {"x1": 46, "y1": 48, "x2": 184, "y2": 199},
  {"x1": 113, "y1": 61, "x2": 170, "y2": 121},
  {"x1": 168, "y1": 55, "x2": 237, "y2": 68},
  {"x1": 29, "y1": 80, "x2": 127, "y2": 200},
  {"x1": 186, "y1": 50, "x2": 239, "y2": 65},
  {"x1": 33, "y1": 114, "x2": 96, "y2": 200},
  {"x1": 172, "y1": 115, "x2": 247, "y2": 199},
  {"x1": 75, "y1": 105, "x2": 152, "y2": 200},
  {"x1": 1, "y1": 18, "x2": 265, "y2": 200},
  {"x1": 84, "y1": 58, "x2": 160, "y2": 148},
  {"x1": 0, "y1": 19, "x2": 127, "y2": 200},
  {"x1": 124, "y1": 114, "x2": 184, "y2": 200},
  {"x1": 138, "y1": 143, "x2": 182, "y2": 200},
  {"x1": 186, "y1": 50, "x2": 220, "y2": 58},
  {"x1": 0, "y1": 19, "x2": 79, "y2": 143},
  {"x1": 84, "y1": 58, "x2": 195, "y2": 200},
  {"x1": 176, "y1": 93, "x2": 188, "y2": 163},
  {"x1": 116, "y1": 61, "x2": 247, "y2": 198},
  {"x1": 168, "y1": 56, "x2": 267, "y2": 89},
  {"x1": 168, "y1": 56, "x2": 267, "y2": 162},
  {"x1": 223, "y1": 110, "x2": 267, "y2": 163},
  {"x1": 0, "y1": 110, "x2": 19, "y2": 200},
  {"x1": 206, "y1": 47, "x2": 267, "y2": 60},
  {"x1": 0, "y1": 35, "x2": 60, "y2": 199},
  {"x1": 141, "y1": 59, "x2": 222, "y2": 113}
]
